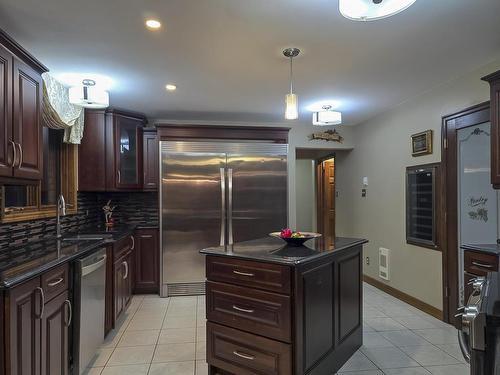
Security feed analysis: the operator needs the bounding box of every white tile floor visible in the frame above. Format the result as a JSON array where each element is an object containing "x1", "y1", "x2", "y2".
[{"x1": 84, "y1": 283, "x2": 469, "y2": 375}]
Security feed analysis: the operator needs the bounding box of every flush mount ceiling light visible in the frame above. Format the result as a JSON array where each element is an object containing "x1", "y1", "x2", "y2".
[
  {"x1": 339, "y1": 0, "x2": 417, "y2": 21},
  {"x1": 165, "y1": 84, "x2": 177, "y2": 91},
  {"x1": 145, "y1": 19, "x2": 162, "y2": 29},
  {"x1": 312, "y1": 105, "x2": 342, "y2": 126},
  {"x1": 68, "y1": 79, "x2": 109, "y2": 109},
  {"x1": 283, "y1": 47, "x2": 300, "y2": 120}
]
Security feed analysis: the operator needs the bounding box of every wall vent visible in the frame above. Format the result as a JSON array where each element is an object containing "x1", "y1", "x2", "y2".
[{"x1": 379, "y1": 248, "x2": 390, "y2": 280}]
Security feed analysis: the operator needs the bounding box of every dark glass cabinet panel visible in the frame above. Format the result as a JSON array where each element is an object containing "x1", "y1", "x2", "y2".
[
  {"x1": 117, "y1": 118, "x2": 140, "y2": 186},
  {"x1": 406, "y1": 164, "x2": 439, "y2": 249}
]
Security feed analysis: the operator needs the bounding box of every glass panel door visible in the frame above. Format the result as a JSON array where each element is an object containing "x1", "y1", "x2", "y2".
[
  {"x1": 457, "y1": 122, "x2": 499, "y2": 304},
  {"x1": 116, "y1": 117, "x2": 140, "y2": 187}
]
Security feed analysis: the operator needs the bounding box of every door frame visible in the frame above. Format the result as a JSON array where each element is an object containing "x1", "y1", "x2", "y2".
[
  {"x1": 441, "y1": 101, "x2": 490, "y2": 324},
  {"x1": 316, "y1": 153, "x2": 336, "y2": 239}
]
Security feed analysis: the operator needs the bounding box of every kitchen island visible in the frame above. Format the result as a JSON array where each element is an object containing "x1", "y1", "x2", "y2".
[{"x1": 200, "y1": 236, "x2": 368, "y2": 375}]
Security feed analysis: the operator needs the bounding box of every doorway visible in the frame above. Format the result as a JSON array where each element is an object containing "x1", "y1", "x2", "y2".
[
  {"x1": 295, "y1": 149, "x2": 336, "y2": 240},
  {"x1": 317, "y1": 157, "x2": 336, "y2": 246},
  {"x1": 442, "y1": 102, "x2": 496, "y2": 324}
]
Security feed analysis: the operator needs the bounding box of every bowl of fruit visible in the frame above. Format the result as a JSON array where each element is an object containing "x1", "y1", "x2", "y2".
[{"x1": 269, "y1": 229, "x2": 322, "y2": 246}]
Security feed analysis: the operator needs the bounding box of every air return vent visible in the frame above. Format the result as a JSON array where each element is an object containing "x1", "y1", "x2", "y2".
[
  {"x1": 166, "y1": 282, "x2": 205, "y2": 296},
  {"x1": 379, "y1": 248, "x2": 390, "y2": 281}
]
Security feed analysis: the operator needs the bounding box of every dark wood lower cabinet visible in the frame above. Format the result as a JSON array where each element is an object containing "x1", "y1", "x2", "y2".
[
  {"x1": 204, "y1": 241, "x2": 365, "y2": 375},
  {"x1": 7, "y1": 277, "x2": 42, "y2": 375},
  {"x1": 4, "y1": 269, "x2": 70, "y2": 375},
  {"x1": 113, "y1": 250, "x2": 133, "y2": 322},
  {"x1": 134, "y1": 228, "x2": 159, "y2": 294},
  {"x1": 41, "y1": 291, "x2": 70, "y2": 375}
]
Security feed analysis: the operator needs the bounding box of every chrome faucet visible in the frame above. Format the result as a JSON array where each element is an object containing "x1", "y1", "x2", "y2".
[{"x1": 56, "y1": 194, "x2": 66, "y2": 239}]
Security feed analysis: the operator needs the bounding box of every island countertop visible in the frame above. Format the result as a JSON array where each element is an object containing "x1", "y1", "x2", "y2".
[{"x1": 200, "y1": 236, "x2": 368, "y2": 266}]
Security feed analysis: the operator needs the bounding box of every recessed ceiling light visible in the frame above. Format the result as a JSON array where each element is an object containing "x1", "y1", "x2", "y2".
[
  {"x1": 145, "y1": 19, "x2": 162, "y2": 29},
  {"x1": 165, "y1": 84, "x2": 177, "y2": 91}
]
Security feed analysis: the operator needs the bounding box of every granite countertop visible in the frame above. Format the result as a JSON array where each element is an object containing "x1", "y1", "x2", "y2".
[
  {"x1": 0, "y1": 223, "x2": 157, "y2": 289},
  {"x1": 461, "y1": 243, "x2": 500, "y2": 255},
  {"x1": 200, "y1": 236, "x2": 368, "y2": 266}
]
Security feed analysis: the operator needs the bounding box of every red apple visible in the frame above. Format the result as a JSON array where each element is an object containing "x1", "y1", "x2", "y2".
[{"x1": 280, "y1": 228, "x2": 293, "y2": 238}]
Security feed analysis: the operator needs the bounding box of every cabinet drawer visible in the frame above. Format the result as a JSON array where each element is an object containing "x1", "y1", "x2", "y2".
[
  {"x1": 206, "y1": 256, "x2": 291, "y2": 295},
  {"x1": 207, "y1": 322, "x2": 292, "y2": 375},
  {"x1": 114, "y1": 234, "x2": 134, "y2": 261},
  {"x1": 41, "y1": 263, "x2": 69, "y2": 302},
  {"x1": 207, "y1": 281, "x2": 291, "y2": 343},
  {"x1": 464, "y1": 250, "x2": 498, "y2": 276}
]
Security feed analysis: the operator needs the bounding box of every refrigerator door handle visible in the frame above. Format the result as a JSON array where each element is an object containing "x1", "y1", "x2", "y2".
[
  {"x1": 220, "y1": 167, "x2": 226, "y2": 246},
  {"x1": 228, "y1": 168, "x2": 234, "y2": 245}
]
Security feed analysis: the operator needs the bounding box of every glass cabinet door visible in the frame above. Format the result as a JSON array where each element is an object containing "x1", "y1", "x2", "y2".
[{"x1": 115, "y1": 116, "x2": 142, "y2": 188}]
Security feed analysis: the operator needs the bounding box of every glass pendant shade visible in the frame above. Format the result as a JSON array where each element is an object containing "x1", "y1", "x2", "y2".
[
  {"x1": 339, "y1": 0, "x2": 417, "y2": 21},
  {"x1": 285, "y1": 93, "x2": 298, "y2": 120},
  {"x1": 312, "y1": 110, "x2": 342, "y2": 126},
  {"x1": 68, "y1": 85, "x2": 109, "y2": 109}
]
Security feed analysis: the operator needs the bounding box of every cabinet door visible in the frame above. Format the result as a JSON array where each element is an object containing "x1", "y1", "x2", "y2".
[
  {"x1": 142, "y1": 131, "x2": 158, "y2": 190},
  {"x1": 113, "y1": 115, "x2": 143, "y2": 189},
  {"x1": 113, "y1": 259, "x2": 124, "y2": 321},
  {"x1": 0, "y1": 44, "x2": 13, "y2": 177},
  {"x1": 491, "y1": 78, "x2": 500, "y2": 187},
  {"x1": 41, "y1": 291, "x2": 70, "y2": 375},
  {"x1": 123, "y1": 251, "x2": 133, "y2": 308},
  {"x1": 12, "y1": 57, "x2": 43, "y2": 180},
  {"x1": 134, "y1": 229, "x2": 159, "y2": 293},
  {"x1": 7, "y1": 277, "x2": 42, "y2": 375},
  {"x1": 78, "y1": 110, "x2": 107, "y2": 191}
]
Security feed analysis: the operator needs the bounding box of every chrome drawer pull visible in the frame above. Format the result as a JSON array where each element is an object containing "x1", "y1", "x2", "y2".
[
  {"x1": 64, "y1": 300, "x2": 72, "y2": 327},
  {"x1": 233, "y1": 351, "x2": 255, "y2": 361},
  {"x1": 233, "y1": 270, "x2": 255, "y2": 277},
  {"x1": 232, "y1": 305, "x2": 255, "y2": 314},
  {"x1": 472, "y1": 261, "x2": 493, "y2": 269},
  {"x1": 9, "y1": 140, "x2": 16, "y2": 167},
  {"x1": 47, "y1": 277, "x2": 64, "y2": 287}
]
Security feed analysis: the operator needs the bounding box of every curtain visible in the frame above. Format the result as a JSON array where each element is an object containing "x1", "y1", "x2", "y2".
[{"x1": 42, "y1": 73, "x2": 85, "y2": 144}]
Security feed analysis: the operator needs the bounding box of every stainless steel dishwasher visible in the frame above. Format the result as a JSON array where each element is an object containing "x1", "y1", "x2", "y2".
[{"x1": 73, "y1": 248, "x2": 107, "y2": 374}]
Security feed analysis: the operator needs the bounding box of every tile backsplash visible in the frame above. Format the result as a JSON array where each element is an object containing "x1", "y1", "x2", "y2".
[{"x1": 0, "y1": 192, "x2": 158, "y2": 249}]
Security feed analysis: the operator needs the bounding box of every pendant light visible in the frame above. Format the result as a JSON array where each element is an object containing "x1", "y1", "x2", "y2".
[
  {"x1": 68, "y1": 79, "x2": 109, "y2": 109},
  {"x1": 339, "y1": 0, "x2": 417, "y2": 21},
  {"x1": 283, "y1": 48, "x2": 300, "y2": 120}
]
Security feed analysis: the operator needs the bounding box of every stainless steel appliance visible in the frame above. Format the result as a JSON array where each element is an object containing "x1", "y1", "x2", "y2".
[
  {"x1": 160, "y1": 141, "x2": 288, "y2": 296},
  {"x1": 457, "y1": 274, "x2": 500, "y2": 374},
  {"x1": 73, "y1": 248, "x2": 107, "y2": 374}
]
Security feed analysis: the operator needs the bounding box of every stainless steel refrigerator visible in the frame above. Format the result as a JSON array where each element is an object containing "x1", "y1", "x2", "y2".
[{"x1": 159, "y1": 141, "x2": 288, "y2": 296}]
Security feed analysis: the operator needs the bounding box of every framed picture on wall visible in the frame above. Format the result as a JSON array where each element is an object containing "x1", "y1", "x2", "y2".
[{"x1": 411, "y1": 130, "x2": 433, "y2": 156}]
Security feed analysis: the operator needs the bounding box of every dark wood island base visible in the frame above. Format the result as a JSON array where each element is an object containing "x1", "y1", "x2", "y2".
[{"x1": 201, "y1": 236, "x2": 368, "y2": 375}]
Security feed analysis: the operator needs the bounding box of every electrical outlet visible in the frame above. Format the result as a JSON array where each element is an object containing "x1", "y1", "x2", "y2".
[{"x1": 366, "y1": 257, "x2": 370, "y2": 265}]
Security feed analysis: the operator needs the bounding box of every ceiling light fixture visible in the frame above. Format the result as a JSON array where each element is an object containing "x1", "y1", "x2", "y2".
[
  {"x1": 339, "y1": 0, "x2": 417, "y2": 21},
  {"x1": 68, "y1": 79, "x2": 109, "y2": 109},
  {"x1": 312, "y1": 105, "x2": 342, "y2": 126},
  {"x1": 165, "y1": 84, "x2": 177, "y2": 91},
  {"x1": 283, "y1": 47, "x2": 300, "y2": 120},
  {"x1": 145, "y1": 19, "x2": 162, "y2": 29}
]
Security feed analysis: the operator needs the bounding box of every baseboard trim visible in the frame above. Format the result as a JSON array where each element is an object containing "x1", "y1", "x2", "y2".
[{"x1": 363, "y1": 275, "x2": 443, "y2": 320}]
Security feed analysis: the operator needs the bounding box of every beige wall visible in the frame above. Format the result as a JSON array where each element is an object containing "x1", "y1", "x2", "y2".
[{"x1": 336, "y1": 58, "x2": 500, "y2": 310}]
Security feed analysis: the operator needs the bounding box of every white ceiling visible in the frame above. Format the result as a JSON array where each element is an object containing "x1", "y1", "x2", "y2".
[{"x1": 1, "y1": 0, "x2": 500, "y2": 125}]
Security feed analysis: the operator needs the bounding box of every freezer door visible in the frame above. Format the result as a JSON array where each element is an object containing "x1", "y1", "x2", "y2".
[
  {"x1": 227, "y1": 153, "x2": 288, "y2": 244},
  {"x1": 161, "y1": 152, "x2": 226, "y2": 291}
]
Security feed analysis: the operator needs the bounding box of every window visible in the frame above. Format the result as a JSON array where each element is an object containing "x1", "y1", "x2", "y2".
[
  {"x1": 1, "y1": 128, "x2": 78, "y2": 223},
  {"x1": 406, "y1": 163, "x2": 441, "y2": 250}
]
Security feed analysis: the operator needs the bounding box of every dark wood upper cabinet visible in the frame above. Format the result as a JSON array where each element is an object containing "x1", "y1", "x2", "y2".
[
  {"x1": 134, "y1": 228, "x2": 159, "y2": 294},
  {"x1": 78, "y1": 109, "x2": 107, "y2": 191},
  {"x1": 482, "y1": 70, "x2": 500, "y2": 188},
  {"x1": 79, "y1": 109, "x2": 147, "y2": 191},
  {"x1": 142, "y1": 129, "x2": 158, "y2": 190},
  {"x1": 0, "y1": 44, "x2": 13, "y2": 177},
  {"x1": 0, "y1": 30, "x2": 47, "y2": 182}
]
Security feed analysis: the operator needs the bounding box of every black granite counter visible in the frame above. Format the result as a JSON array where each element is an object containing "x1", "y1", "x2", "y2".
[
  {"x1": 200, "y1": 236, "x2": 368, "y2": 266},
  {"x1": 462, "y1": 243, "x2": 500, "y2": 255},
  {"x1": 0, "y1": 224, "x2": 141, "y2": 289}
]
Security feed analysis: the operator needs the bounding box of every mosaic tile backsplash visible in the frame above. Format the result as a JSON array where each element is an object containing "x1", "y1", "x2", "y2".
[{"x1": 0, "y1": 192, "x2": 158, "y2": 250}]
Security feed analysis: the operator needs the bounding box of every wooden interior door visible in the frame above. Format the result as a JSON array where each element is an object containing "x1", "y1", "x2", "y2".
[{"x1": 317, "y1": 158, "x2": 336, "y2": 245}]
